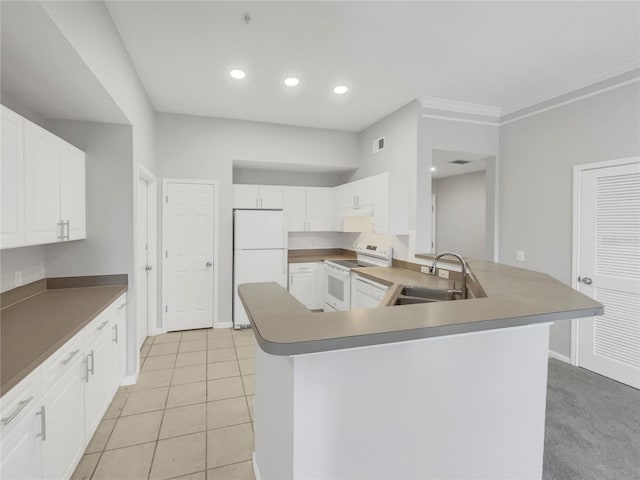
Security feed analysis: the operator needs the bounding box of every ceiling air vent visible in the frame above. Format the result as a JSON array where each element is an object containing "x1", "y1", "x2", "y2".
[
  {"x1": 372, "y1": 137, "x2": 385, "y2": 154},
  {"x1": 450, "y1": 159, "x2": 471, "y2": 165}
]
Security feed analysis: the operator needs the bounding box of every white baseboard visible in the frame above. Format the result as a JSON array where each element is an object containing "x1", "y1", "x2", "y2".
[
  {"x1": 548, "y1": 350, "x2": 573, "y2": 365},
  {"x1": 214, "y1": 321, "x2": 233, "y2": 329},
  {"x1": 121, "y1": 372, "x2": 139, "y2": 386},
  {"x1": 253, "y1": 452, "x2": 261, "y2": 480}
]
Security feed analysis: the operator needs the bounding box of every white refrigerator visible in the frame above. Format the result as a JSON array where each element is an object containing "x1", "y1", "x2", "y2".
[{"x1": 233, "y1": 209, "x2": 288, "y2": 328}]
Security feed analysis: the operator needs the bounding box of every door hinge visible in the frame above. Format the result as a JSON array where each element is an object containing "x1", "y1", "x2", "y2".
[
  {"x1": 165, "y1": 195, "x2": 168, "y2": 203},
  {"x1": 165, "y1": 305, "x2": 168, "y2": 313},
  {"x1": 165, "y1": 250, "x2": 168, "y2": 258}
]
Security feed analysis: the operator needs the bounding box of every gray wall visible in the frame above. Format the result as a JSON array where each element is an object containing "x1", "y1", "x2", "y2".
[
  {"x1": 433, "y1": 171, "x2": 486, "y2": 259},
  {"x1": 43, "y1": 120, "x2": 134, "y2": 278},
  {"x1": 499, "y1": 83, "x2": 640, "y2": 356},
  {"x1": 156, "y1": 112, "x2": 359, "y2": 327}
]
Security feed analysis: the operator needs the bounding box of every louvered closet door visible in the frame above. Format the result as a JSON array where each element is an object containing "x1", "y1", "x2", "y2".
[{"x1": 577, "y1": 160, "x2": 640, "y2": 388}]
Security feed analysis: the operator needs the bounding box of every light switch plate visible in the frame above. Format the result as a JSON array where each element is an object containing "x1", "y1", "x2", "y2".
[
  {"x1": 420, "y1": 265, "x2": 431, "y2": 274},
  {"x1": 516, "y1": 250, "x2": 525, "y2": 262}
]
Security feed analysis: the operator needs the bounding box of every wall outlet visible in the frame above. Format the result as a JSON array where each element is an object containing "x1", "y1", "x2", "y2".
[
  {"x1": 438, "y1": 269, "x2": 450, "y2": 279},
  {"x1": 14, "y1": 270, "x2": 22, "y2": 287},
  {"x1": 516, "y1": 250, "x2": 525, "y2": 262},
  {"x1": 420, "y1": 265, "x2": 431, "y2": 274}
]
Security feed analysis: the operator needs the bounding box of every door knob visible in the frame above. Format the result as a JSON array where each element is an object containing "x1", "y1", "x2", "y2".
[
  {"x1": 206, "y1": 262, "x2": 213, "y2": 268},
  {"x1": 579, "y1": 276, "x2": 593, "y2": 285},
  {"x1": 145, "y1": 265, "x2": 153, "y2": 271}
]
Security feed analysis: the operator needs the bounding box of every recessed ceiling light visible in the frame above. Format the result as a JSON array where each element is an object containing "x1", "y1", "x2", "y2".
[
  {"x1": 431, "y1": 166, "x2": 436, "y2": 172},
  {"x1": 229, "y1": 69, "x2": 246, "y2": 79},
  {"x1": 333, "y1": 85, "x2": 348, "y2": 95},
  {"x1": 284, "y1": 77, "x2": 300, "y2": 87}
]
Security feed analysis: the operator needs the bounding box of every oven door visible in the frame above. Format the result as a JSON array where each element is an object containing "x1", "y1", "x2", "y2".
[{"x1": 324, "y1": 262, "x2": 351, "y2": 311}]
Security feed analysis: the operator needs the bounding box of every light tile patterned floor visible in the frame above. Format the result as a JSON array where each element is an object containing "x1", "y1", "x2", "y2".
[{"x1": 72, "y1": 328, "x2": 256, "y2": 480}]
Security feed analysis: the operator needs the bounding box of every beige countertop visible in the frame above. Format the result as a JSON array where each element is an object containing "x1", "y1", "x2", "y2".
[
  {"x1": 1, "y1": 285, "x2": 127, "y2": 395},
  {"x1": 238, "y1": 259, "x2": 603, "y2": 356}
]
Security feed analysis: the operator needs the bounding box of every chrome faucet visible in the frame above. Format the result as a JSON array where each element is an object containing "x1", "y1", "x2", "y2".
[{"x1": 431, "y1": 252, "x2": 469, "y2": 299}]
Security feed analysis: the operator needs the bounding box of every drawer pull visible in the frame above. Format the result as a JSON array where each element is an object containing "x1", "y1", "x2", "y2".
[
  {"x1": 1, "y1": 396, "x2": 34, "y2": 426},
  {"x1": 61, "y1": 349, "x2": 80, "y2": 366},
  {"x1": 97, "y1": 320, "x2": 109, "y2": 331},
  {"x1": 113, "y1": 324, "x2": 118, "y2": 344},
  {"x1": 117, "y1": 303, "x2": 127, "y2": 310}
]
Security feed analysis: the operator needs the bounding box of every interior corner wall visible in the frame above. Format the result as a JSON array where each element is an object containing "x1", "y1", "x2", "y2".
[
  {"x1": 433, "y1": 171, "x2": 486, "y2": 259},
  {"x1": 418, "y1": 112, "x2": 499, "y2": 258},
  {"x1": 499, "y1": 82, "x2": 640, "y2": 357},
  {"x1": 155, "y1": 112, "x2": 359, "y2": 327},
  {"x1": 42, "y1": 119, "x2": 136, "y2": 373}
]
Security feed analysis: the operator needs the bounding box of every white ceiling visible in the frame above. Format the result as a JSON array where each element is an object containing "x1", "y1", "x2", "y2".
[
  {"x1": 431, "y1": 150, "x2": 489, "y2": 179},
  {"x1": 106, "y1": 1, "x2": 639, "y2": 132},
  {"x1": 1, "y1": 2, "x2": 127, "y2": 124}
]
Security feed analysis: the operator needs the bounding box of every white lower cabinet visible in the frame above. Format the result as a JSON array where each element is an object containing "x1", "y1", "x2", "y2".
[
  {"x1": 41, "y1": 356, "x2": 85, "y2": 480},
  {"x1": 84, "y1": 326, "x2": 113, "y2": 441},
  {"x1": 289, "y1": 263, "x2": 322, "y2": 310},
  {"x1": 0, "y1": 293, "x2": 127, "y2": 480}
]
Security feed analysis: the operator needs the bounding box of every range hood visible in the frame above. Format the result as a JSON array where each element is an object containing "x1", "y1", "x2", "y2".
[{"x1": 343, "y1": 213, "x2": 373, "y2": 233}]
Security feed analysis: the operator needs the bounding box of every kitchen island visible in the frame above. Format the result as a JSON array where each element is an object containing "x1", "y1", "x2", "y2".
[{"x1": 238, "y1": 260, "x2": 602, "y2": 480}]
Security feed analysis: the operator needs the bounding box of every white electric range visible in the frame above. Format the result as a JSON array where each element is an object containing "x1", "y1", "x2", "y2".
[{"x1": 323, "y1": 243, "x2": 393, "y2": 311}]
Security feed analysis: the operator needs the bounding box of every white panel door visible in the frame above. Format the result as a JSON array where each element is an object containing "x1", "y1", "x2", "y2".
[
  {"x1": 234, "y1": 249, "x2": 287, "y2": 327},
  {"x1": 164, "y1": 182, "x2": 215, "y2": 331},
  {"x1": 283, "y1": 187, "x2": 306, "y2": 231},
  {"x1": 234, "y1": 210, "x2": 286, "y2": 250},
  {"x1": 41, "y1": 357, "x2": 85, "y2": 480},
  {"x1": 1, "y1": 106, "x2": 25, "y2": 249},
  {"x1": 24, "y1": 121, "x2": 61, "y2": 245},
  {"x1": 59, "y1": 142, "x2": 86, "y2": 240},
  {"x1": 577, "y1": 160, "x2": 640, "y2": 388},
  {"x1": 259, "y1": 185, "x2": 284, "y2": 209},
  {"x1": 234, "y1": 184, "x2": 259, "y2": 209},
  {"x1": 307, "y1": 187, "x2": 333, "y2": 231},
  {"x1": 137, "y1": 177, "x2": 149, "y2": 348}
]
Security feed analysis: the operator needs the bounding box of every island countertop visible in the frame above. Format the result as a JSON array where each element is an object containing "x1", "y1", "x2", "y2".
[{"x1": 238, "y1": 259, "x2": 603, "y2": 356}]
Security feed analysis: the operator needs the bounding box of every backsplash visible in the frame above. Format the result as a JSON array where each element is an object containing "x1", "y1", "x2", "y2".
[
  {"x1": 288, "y1": 232, "x2": 350, "y2": 250},
  {"x1": 1, "y1": 246, "x2": 46, "y2": 293}
]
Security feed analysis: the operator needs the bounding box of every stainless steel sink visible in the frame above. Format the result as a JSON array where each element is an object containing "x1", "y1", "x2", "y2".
[
  {"x1": 392, "y1": 286, "x2": 457, "y2": 306},
  {"x1": 394, "y1": 297, "x2": 440, "y2": 305},
  {"x1": 400, "y1": 286, "x2": 455, "y2": 301}
]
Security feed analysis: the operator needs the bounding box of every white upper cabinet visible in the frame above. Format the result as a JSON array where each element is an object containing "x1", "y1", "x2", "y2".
[
  {"x1": 1, "y1": 107, "x2": 86, "y2": 249},
  {"x1": 283, "y1": 186, "x2": 334, "y2": 232},
  {"x1": 371, "y1": 172, "x2": 409, "y2": 235},
  {"x1": 59, "y1": 143, "x2": 86, "y2": 241},
  {"x1": 1, "y1": 106, "x2": 25, "y2": 249},
  {"x1": 306, "y1": 187, "x2": 333, "y2": 231},
  {"x1": 24, "y1": 121, "x2": 62, "y2": 245},
  {"x1": 233, "y1": 184, "x2": 283, "y2": 209},
  {"x1": 283, "y1": 187, "x2": 306, "y2": 231}
]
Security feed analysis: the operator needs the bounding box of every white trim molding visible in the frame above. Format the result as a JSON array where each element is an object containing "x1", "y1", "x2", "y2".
[
  {"x1": 421, "y1": 96, "x2": 502, "y2": 118},
  {"x1": 548, "y1": 350, "x2": 573, "y2": 365}
]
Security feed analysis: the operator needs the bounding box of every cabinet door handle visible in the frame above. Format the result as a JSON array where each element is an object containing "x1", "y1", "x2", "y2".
[
  {"x1": 1, "y1": 396, "x2": 34, "y2": 426},
  {"x1": 64, "y1": 220, "x2": 70, "y2": 240},
  {"x1": 97, "y1": 320, "x2": 109, "y2": 331},
  {"x1": 113, "y1": 324, "x2": 118, "y2": 344},
  {"x1": 36, "y1": 406, "x2": 46, "y2": 441},
  {"x1": 61, "y1": 349, "x2": 80, "y2": 365},
  {"x1": 56, "y1": 221, "x2": 63, "y2": 241},
  {"x1": 88, "y1": 351, "x2": 95, "y2": 376},
  {"x1": 82, "y1": 357, "x2": 90, "y2": 382}
]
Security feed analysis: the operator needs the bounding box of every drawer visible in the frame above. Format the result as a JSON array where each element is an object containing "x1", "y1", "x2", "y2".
[
  {"x1": 289, "y1": 263, "x2": 318, "y2": 274},
  {"x1": 0, "y1": 368, "x2": 42, "y2": 438},
  {"x1": 40, "y1": 333, "x2": 85, "y2": 393}
]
